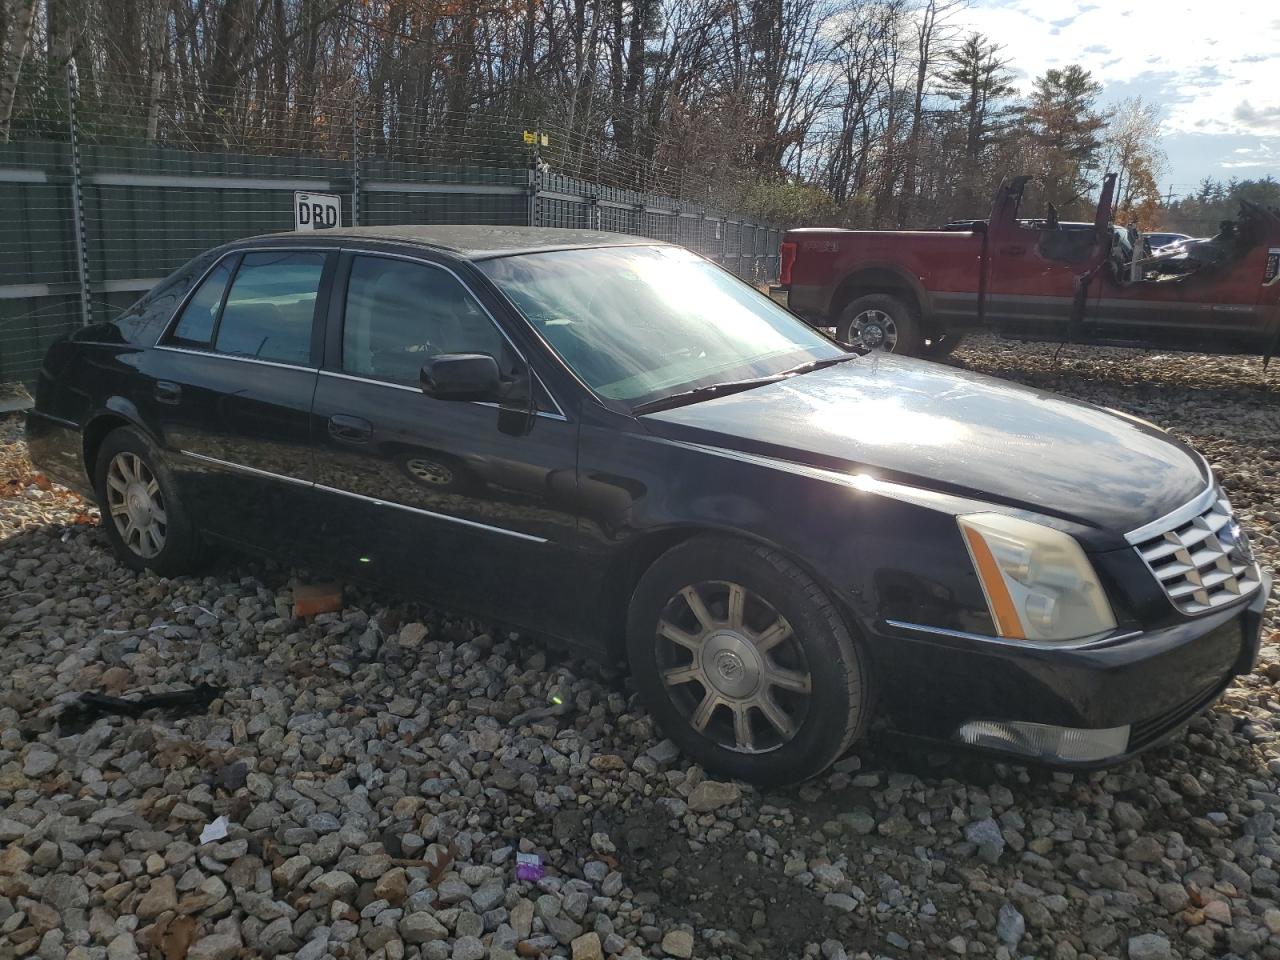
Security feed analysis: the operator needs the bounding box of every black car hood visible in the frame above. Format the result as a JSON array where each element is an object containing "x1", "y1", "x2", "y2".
[{"x1": 640, "y1": 354, "x2": 1209, "y2": 541}]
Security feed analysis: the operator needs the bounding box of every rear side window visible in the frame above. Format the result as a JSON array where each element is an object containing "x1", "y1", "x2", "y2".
[
  {"x1": 114, "y1": 252, "x2": 220, "y2": 345},
  {"x1": 170, "y1": 259, "x2": 233, "y2": 344},
  {"x1": 213, "y1": 252, "x2": 324, "y2": 364}
]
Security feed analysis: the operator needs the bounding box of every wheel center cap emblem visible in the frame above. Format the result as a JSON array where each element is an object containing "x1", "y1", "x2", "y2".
[{"x1": 714, "y1": 650, "x2": 744, "y2": 681}]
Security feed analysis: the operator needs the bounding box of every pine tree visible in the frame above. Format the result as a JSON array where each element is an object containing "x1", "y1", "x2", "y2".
[{"x1": 1022, "y1": 64, "x2": 1108, "y2": 213}]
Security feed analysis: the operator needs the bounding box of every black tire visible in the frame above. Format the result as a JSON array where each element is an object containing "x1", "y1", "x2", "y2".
[
  {"x1": 836, "y1": 293, "x2": 922, "y2": 356},
  {"x1": 626, "y1": 536, "x2": 868, "y2": 786},
  {"x1": 920, "y1": 332, "x2": 965, "y2": 358},
  {"x1": 93, "y1": 427, "x2": 201, "y2": 576}
]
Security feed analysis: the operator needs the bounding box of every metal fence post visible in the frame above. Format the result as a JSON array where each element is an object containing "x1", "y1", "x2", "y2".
[
  {"x1": 66, "y1": 61, "x2": 93, "y2": 327},
  {"x1": 351, "y1": 110, "x2": 361, "y2": 227},
  {"x1": 528, "y1": 151, "x2": 541, "y2": 227}
]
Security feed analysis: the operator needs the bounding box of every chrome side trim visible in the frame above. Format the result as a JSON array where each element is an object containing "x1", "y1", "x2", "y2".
[
  {"x1": 180, "y1": 449, "x2": 549, "y2": 544},
  {"x1": 315, "y1": 368, "x2": 568, "y2": 421},
  {"x1": 1124, "y1": 483, "x2": 1218, "y2": 545},
  {"x1": 884, "y1": 619, "x2": 1140, "y2": 651},
  {"x1": 26, "y1": 409, "x2": 78, "y2": 429},
  {"x1": 155, "y1": 345, "x2": 319, "y2": 373},
  {"x1": 319, "y1": 368, "x2": 419, "y2": 393},
  {"x1": 312, "y1": 483, "x2": 548, "y2": 543},
  {"x1": 179, "y1": 450, "x2": 312, "y2": 486}
]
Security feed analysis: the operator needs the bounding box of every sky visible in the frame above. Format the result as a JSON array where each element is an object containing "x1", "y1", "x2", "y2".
[{"x1": 965, "y1": 0, "x2": 1280, "y2": 200}]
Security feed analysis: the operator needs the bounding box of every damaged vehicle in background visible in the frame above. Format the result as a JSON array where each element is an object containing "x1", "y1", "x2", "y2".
[
  {"x1": 777, "y1": 173, "x2": 1280, "y2": 358},
  {"x1": 26, "y1": 225, "x2": 1272, "y2": 785}
]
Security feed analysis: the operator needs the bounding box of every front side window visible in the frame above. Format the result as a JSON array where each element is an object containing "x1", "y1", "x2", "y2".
[
  {"x1": 213, "y1": 252, "x2": 324, "y2": 364},
  {"x1": 479, "y1": 245, "x2": 843, "y2": 406},
  {"x1": 341, "y1": 255, "x2": 507, "y2": 386}
]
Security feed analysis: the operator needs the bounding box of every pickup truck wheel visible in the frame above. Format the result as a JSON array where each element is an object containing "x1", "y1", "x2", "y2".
[
  {"x1": 627, "y1": 536, "x2": 868, "y2": 786},
  {"x1": 836, "y1": 294, "x2": 921, "y2": 355}
]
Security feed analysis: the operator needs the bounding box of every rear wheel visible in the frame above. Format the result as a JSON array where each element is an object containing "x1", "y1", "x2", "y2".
[
  {"x1": 627, "y1": 536, "x2": 868, "y2": 785},
  {"x1": 94, "y1": 427, "x2": 200, "y2": 576},
  {"x1": 836, "y1": 293, "x2": 921, "y2": 356}
]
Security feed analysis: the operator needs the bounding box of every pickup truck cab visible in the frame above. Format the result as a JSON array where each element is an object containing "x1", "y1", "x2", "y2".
[{"x1": 779, "y1": 174, "x2": 1280, "y2": 358}]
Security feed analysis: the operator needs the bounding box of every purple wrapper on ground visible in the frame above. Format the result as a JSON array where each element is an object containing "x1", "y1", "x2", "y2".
[{"x1": 515, "y1": 852, "x2": 544, "y2": 881}]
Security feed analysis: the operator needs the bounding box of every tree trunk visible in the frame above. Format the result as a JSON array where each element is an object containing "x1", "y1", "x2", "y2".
[
  {"x1": 0, "y1": 0, "x2": 38, "y2": 143},
  {"x1": 145, "y1": 8, "x2": 168, "y2": 142}
]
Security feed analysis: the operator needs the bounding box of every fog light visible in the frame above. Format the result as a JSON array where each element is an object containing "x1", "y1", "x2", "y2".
[{"x1": 955, "y1": 719, "x2": 1130, "y2": 762}]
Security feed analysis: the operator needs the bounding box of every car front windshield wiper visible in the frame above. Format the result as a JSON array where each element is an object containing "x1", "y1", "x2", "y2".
[
  {"x1": 632, "y1": 353, "x2": 856, "y2": 416},
  {"x1": 631, "y1": 374, "x2": 787, "y2": 415},
  {"x1": 776, "y1": 353, "x2": 858, "y2": 377}
]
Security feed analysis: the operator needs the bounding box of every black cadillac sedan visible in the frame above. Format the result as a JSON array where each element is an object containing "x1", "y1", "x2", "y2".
[{"x1": 27, "y1": 225, "x2": 1270, "y2": 785}]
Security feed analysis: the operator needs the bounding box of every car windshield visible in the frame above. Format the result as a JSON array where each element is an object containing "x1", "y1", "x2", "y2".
[{"x1": 479, "y1": 245, "x2": 846, "y2": 407}]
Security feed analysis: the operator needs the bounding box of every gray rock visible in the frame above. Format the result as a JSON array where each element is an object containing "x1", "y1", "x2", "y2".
[
  {"x1": 401, "y1": 912, "x2": 449, "y2": 944},
  {"x1": 824, "y1": 893, "x2": 857, "y2": 913},
  {"x1": 661, "y1": 929, "x2": 695, "y2": 958},
  {"x1": 1127, "y1": 933, "x2": 1173, "y2": 960},
  {"x1": 964, "y1": 818, "x2": 1004, "y2": 849},
  {"x1": 687, "y1": 780, "x2": 741, "y2": 813},
  {"x1": 186, "y1": 934, "x2": 241, "y2": 960},
  {"x1": 22, "y1": 748, "x2": 58, "y2": 778},
  {"x1": 996, "y1": 903, "x2": 1025, "y2": 946}
]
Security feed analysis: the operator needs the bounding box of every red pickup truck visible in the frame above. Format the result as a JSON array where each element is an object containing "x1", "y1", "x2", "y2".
[{"x1": 778, "y1": 174, "x2": 1280, "y2": 358}]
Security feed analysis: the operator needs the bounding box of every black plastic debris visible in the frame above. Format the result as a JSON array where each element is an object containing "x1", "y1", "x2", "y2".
[{"x1": 59, "y1": 683, "x2": 222, "y2": 733}]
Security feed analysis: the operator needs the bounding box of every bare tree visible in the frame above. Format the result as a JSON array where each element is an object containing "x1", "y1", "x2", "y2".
[{"x1": 0, "y1": 0, "x2": 39, "y2": 142}]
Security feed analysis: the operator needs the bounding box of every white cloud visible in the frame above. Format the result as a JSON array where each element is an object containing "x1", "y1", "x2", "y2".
[
  {"x1": 1233, "y1": 102, "x2": 1280, "y2": 133},
  {"x1": 1221, "y1": 141, "x2": 1280, "y2": 169},
  {"x1": 965, "y1": 1, "x2": 1280, "y2": 137}
]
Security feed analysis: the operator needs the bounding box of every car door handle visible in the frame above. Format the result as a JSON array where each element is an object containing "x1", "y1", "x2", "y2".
[
  {"x1": 999, "y1": 245, "x2": 1027, "y2": 255},
  {"x1": 154, "y1": 381, "x2": 182, "y2": 405},
  {"x1": 327, "y1": 414, "x2": 373, "y2": 443}
]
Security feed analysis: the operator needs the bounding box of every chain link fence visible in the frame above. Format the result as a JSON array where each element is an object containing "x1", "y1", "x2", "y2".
[{"x1": 1, "y1": 68, "x2": 782, "y2": 393}]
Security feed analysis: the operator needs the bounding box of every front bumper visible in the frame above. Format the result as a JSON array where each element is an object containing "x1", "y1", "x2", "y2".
[{"x1": 871, "y1": 569, "x2": 1271, "y2": 766}]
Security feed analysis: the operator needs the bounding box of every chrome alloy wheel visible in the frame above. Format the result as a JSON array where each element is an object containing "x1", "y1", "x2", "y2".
[
  {"x1": 405, "y1": 457, "x2": 455, "y2": 486},
  {"x1": 655, "y1": 580, "x2": 812, "y2": 754},
  {"x1": 105, "y1": 452, "x2": 167, "y2": 558},
  {"x1": 846, "y1": 308, "x2": 899, "y2": 352}
]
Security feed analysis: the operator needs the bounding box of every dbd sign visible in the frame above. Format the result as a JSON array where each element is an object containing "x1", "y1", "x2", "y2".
[{"x1": 294, "y1": 192, "x2": 341, "y2": 231}]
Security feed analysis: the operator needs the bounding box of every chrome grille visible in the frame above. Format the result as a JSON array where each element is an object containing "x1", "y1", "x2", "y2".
[{"x1": 1132, "y1": 488, "x2": 1260, "y2": 615}]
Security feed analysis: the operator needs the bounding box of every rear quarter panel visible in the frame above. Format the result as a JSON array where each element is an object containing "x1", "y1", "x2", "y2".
[{"x1": 785, "y1": 229, "x2": 984, "y2": 322}]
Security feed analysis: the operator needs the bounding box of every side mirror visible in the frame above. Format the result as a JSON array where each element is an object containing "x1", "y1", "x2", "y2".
[{"x1": 420, "y1": 353, "x2": 501, "y2": 401}]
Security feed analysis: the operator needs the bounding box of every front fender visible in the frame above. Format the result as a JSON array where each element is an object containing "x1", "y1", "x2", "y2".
[{"x1": 579, "y1": 421, "x2": 995, "y2": 639}]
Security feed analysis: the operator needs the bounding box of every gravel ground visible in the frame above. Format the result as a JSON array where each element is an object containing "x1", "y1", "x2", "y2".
[{"x1": 2, "y1": 335, "x2": 1279, "y2": 960}]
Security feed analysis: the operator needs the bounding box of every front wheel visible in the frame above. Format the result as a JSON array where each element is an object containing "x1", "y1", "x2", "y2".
[
  {"x1": 94, "y1": 427, "x2": 201, "y2": 576},
  {"x1": 627, "y1": 536, "x2": 868, "y2": 786}
]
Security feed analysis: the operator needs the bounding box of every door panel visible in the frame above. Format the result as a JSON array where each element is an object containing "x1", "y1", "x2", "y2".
[
  {"x1": 310, "y1": 376, "x2": 580, "y2": 634},
  {"x1": 1088, "y1": 242, "x2": 1272, "y2": 348},
  {"x1": 310, "y1": 252, "x2": 584, "y2": 639},
  {"x1": 142, "y1": 248, "x2": 332, "y2": 553},
  {"x1": 142, "y1": 349, "x2": 318, "y2": 551}
]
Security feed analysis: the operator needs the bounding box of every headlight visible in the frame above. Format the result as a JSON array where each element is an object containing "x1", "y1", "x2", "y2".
[{"x1": 958, "y1": 513, "x2": 1116, "y2": 642}]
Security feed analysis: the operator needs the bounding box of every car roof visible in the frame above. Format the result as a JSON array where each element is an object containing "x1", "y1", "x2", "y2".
[{"x1": 245, "y1": 224, "x2": 663, "y2": 260}]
